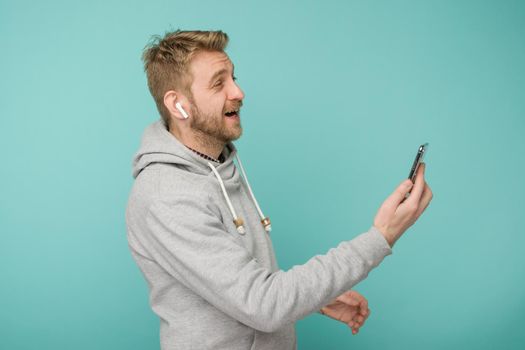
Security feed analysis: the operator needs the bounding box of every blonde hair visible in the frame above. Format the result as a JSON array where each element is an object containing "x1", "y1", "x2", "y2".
[{"x1": 141, "y1": 29, "x2": 229, "y2": 126}]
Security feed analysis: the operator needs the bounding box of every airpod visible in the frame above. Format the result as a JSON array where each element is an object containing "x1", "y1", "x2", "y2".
[{"x1": 175, "y1": 102, "x2": 189, "y2": 119}]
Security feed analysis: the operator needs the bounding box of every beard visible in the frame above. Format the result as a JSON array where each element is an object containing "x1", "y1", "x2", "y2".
[{"x1": 189, "y1": 104, "x2": 243, "y2": 144}]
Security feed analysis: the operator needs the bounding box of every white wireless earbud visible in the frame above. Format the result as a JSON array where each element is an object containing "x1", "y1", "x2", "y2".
[{"x1": 175, "y1": 102, "x2": 189, "y2": 119}]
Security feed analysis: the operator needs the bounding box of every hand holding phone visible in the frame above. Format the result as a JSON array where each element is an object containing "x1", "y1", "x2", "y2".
[{"x1": 372, "y1": 143, "x2": 433, "y2": 247}]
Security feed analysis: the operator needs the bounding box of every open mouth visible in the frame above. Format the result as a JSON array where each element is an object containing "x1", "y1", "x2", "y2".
[{"x1": 224, "y1": 109, "x2": 239, "y2": 118}]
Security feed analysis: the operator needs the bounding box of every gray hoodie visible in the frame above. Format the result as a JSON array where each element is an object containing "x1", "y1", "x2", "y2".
[{"x1": 125, "y1": 119, "x2": 393, "y2": 350}]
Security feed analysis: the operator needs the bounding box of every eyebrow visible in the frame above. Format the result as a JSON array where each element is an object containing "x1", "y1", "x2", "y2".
[{"x1": 208, "y1": 64, "x2": 235, "y2": 85}]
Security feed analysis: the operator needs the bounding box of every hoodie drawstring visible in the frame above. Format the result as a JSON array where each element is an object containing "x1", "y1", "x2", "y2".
[
  {"x1": 207, "y1": 153, "x2": 271, "y2": 235},
  {"x1": 234, "y1": 153, "x2": 272, "y2": 233},
  {"x1": 207, "y1": 162, "x2": 246, "y2": 235}
]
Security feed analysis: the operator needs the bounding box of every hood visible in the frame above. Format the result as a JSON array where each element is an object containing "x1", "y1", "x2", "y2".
[
  {"x1": 132, "y1": 119, "x2": 237, "y2": 179},
  {"x1": 131, "y1": 119, "x2": 272, "y2": 235}
]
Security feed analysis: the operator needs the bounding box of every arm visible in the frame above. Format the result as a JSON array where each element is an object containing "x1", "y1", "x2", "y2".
[
  {"x1": 134, "y1": 195, "x2": 391, "y2": 333},
  {"x1": 319, "y1": 163, "x2": 433, "y2": 333},
  {"x1": 134, "y1": 163, "x2": 432, "y2": 333}
]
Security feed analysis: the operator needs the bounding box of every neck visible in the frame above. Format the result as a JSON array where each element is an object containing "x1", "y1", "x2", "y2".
[{"x1": 169, "y1": 126, "x2": 225, "y2": 160}]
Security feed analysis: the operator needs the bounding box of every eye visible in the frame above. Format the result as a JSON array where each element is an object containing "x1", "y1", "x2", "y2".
[
  {"x1": 233, "y1": 76, "x2": 237, "y2": 81},
  {"x1": 214, "y1": 80, "x2": 223, "y2": 87}
]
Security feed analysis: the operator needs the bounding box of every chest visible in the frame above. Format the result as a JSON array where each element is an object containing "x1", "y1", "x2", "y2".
[{"x1": 213, "y1": 181, "x2": 279, "y2": 272}]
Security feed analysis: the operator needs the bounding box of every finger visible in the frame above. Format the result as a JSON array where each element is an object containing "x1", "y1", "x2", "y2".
[
  {"x1": 348, "y1": 321, "x2": 359, "y2": 332},
  {"x1": 352, "y1": 322, "x2": 362, "y2": 330},
  {"x1": 351, "y1": 312, "x2": 364, "y2": 325},
  {"x1": 352, "y1": 317, "x2": 363, "y2": 329},
  {"x1": 351, "y1": 321, "x2": 361, "y2": 334},
  {"x1": 415, "y1": 183, "x2": 433, "y2": 217},
  {"x1": 359, "y1": 299, "x2": 368, "y2": 316},
  {"x1": 405, "y1": 163, "x2": 426, "y2": 205},
  {"x1": 363, "y1": 308, "x2": 371, "y2": 321},
  {"x1": 387, "y1": 179, "x2": 414, "y2": 207},
  {"x1": 346, "y1": 291, "x2": 368, "y2": 316}
]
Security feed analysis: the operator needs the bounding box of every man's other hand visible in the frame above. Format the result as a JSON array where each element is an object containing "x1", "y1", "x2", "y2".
[{"x1": 320, "y1": 290, "x2": 370, "y2": 335}]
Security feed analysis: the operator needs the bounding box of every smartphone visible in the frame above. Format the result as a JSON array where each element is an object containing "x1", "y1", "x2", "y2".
[{"x1": 408, "y1": 143, "x2": 429, "y2": 183}]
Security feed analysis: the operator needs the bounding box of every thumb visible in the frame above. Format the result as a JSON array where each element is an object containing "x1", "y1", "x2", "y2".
[{"x1": 336, "y1": 292, "x2": 360, "y2": 306}]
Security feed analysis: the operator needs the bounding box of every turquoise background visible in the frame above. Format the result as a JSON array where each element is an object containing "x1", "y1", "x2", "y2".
[{"x1": 1, "y1": 0, "x2": 524, "y2": 349}]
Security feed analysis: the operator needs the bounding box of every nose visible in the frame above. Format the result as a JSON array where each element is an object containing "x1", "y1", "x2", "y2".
[{"x1": 229, "y1": 80, "x2": 245, "y2": 101}]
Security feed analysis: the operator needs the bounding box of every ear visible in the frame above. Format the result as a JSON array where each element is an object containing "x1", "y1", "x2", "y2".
[{"x1": 164, "y1": 90, "x2": 190, "y2": 121}]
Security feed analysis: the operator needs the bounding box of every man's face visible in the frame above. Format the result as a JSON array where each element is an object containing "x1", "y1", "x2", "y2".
[{"x1": 186, "y1": 50, "x2": 245, "y2": 143}]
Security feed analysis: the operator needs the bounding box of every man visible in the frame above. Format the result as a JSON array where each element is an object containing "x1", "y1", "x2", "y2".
[{"x1": 125, "y1": 29, "x2": 433, "y2": 350}]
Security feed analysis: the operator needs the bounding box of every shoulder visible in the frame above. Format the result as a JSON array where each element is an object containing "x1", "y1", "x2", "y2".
[{"x1": 128, "y1": 163, "x2": 218, "y2": 217}]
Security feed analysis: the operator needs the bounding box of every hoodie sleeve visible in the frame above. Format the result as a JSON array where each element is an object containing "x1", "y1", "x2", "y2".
[{"x1": 139, "y1": 195, "x2": 392, "y2": 333}]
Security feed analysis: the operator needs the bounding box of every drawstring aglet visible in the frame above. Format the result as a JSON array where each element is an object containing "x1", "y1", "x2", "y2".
[
  {"x1": 261, "y1": 217, "x2": 272, "y2": 233},
  {"x1": 233, "y1": 218, "x2": 246, "y2": 235}
]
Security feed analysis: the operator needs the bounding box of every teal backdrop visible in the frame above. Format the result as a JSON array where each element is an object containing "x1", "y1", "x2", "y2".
[{"x1": 1, "y1": 0, "x2": 524, "y2": 349}]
